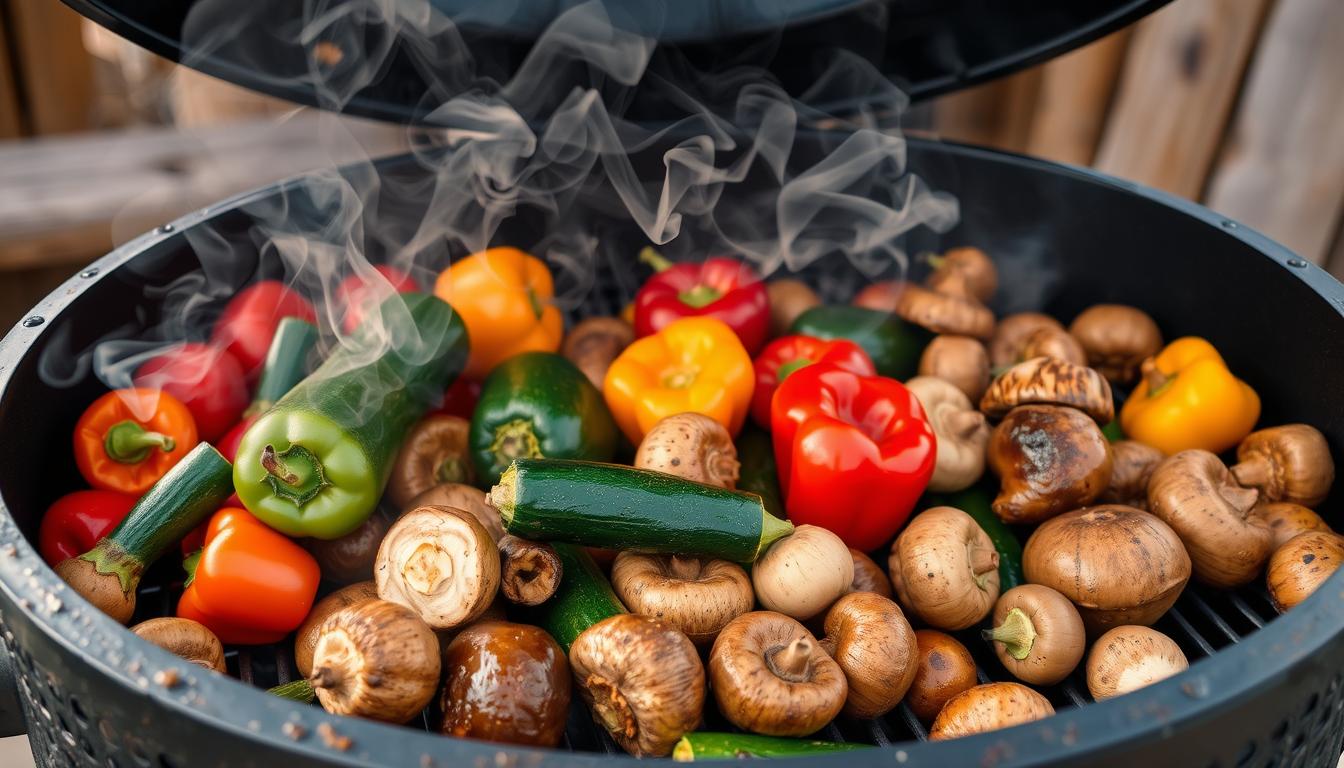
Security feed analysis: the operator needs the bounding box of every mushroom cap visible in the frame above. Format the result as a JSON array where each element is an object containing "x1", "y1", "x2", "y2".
[
  {"x1": 918, "y1": 335, "x2": 991, "y2": 403},
  {"x1": 611, "y1": 553, "x2": 753, "y2": 646},
  {"x1": 570, "y1": 614, "x2": 705, "y2": 757},
  {"x1": 404, "y1": 483, "x2": 503, "y2": 542},
  {"x1": 1086, "y1": 625, "x2": 1187, "y2": 701},
  {"x1": 388, "y1": 415, "x2": 473, "y2": 508},
  {"x1": 905, "y1": 376, "x2": 990, "y2": 493},
  {"x1": 634, "y1": 412, "x2": 741, "y2": 489},
  {"x1": 1148, "y1": 450, "x2": 1273, "y2": 588},
  {"x1": 1068, "y1": 304, "x2": 1162, "y2": 385},
  {"x1": 821, "y1": 592, "x2": 918, "y2": 719},
  {"x1": 1023, "y1": 506, "x2": 1190, "y2": 634},
  {"x1": 987, "y1": 584, "x2": 1086, "y2": 686},
  {"x1": 310, "y1": 598, "x2": 441, "y2": 723},
  {"x1": 709, "y1": 611, "x2": 847, "y2": 737},
  {"x1": 1233, "y1": 424, "x2": 1335, "y2": 508},
  {"x1": 988, "y1": 405, "x2": 1113, "y2": 524},
  {"x1": 905, "y1": 629, "x2": 978, "y2": 724},
  {"x1": 1266, "y1": 531, "x2": 1344, "y2": 612},
  {"x1": 304, "y1": 512, "x2": 392, "y2": 585},
  {"x1": 889, "y1": 506, "x2": 1000, "y2": 630},
  {"x1": 375, "y1": 505, "x2": 501, "y2": 630},
  {"x1": 895, "y1": 283, "x2": 995, "y2": 340},
  {"x1": 926, "y1": 247, "x2": 998, "y2": 303},
  {"x1": 929, "y1": 682, "x2": 1055, "y2": 741},
  {"x1": 1098, "y1": 440, "x2": 1165, "y2": 509},
  {"x1": 989, "y1": 313, "x2": 1064, "y2": 369},
  {"x1": 562, "y1": 316, "x2": 635, "y2": 389},
  {"x1": 1019, "y1": 326, "x2": 1087, "y2": 366},
  {"x1": 294, "y1": 581, "x2": 379, "y2": 677},
  {"x1": 753, "y1": 525, "x2": 854, "y2": 621},
  {"x1": 852, "y1": 280, "x2": 906, "y2": 313},
  {"x1": 130, "y1": 617, "x2": 227, "y2": 673},
  {"x1": 1251, "y1": 502, "x2": 1334, "y2": 549},
  {"x1": 766, "y1": 279, "x2": 822, "y2": 337},
  {"x1": 980, "y1": 357, "x2": 1114, "y2": 425},
  {"x1": 848, "y1": 548, "x2": 893, "y2": 598}
]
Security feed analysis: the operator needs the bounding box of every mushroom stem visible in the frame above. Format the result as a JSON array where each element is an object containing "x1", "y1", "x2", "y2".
[
  {"x1": 947, "y1": 410, "x2": 987, "y2": 440},
  {"x1": 499, "y1": 536, "x2": 562, "y2": 606},
  {"x1": 983, "y1": 607, "x2": 1036, "y2": 661},
  {"x1": 969, "y1": 542, "x2": 1000, "y2": 588},
  {"x1": 586, "y1": 673, "x2": 638, "y2": 740},
  {"x1": 309, "y1": 665, "x2": 342, "y2": 691},
  {"x1": 1140, "y1": 359, "x2": 1170, "y2": 394},
  {"x1": 1220, "y1": 484, "x2": 1260, "y2": 517},
  {"x1": 666, "y1": 555, "x2": 702, "y2": 581},
  {"x1": 766, "y1": 638, "x2": 814, "y2": 682},
  {"x1": 1229, "y1": 455, "x2": 1272, "y2": 490}
]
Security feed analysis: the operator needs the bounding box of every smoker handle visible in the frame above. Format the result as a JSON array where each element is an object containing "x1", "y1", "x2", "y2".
[{"x1": 0, "y1": 643, "x2": 27, "y2": 736}]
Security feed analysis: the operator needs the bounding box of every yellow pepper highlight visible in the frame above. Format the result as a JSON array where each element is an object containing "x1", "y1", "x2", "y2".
[
  {"x1": 1119, "y1": 336, "x2": 1260, "y2": 455},
  {"x1": 603, "y1": 316, "x2": 754, "y2": 444}
]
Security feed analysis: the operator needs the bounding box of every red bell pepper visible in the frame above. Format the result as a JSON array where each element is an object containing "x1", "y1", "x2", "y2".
[
  {"x1": 177, "y1": 508, "x2": 320, "y2": 645},
  {"x1": 633, "y1": 249, "x2": 769, "y2": 355},
  {"x1": 335, "y1": 264, "x2": 420, "y2": 333},
  {"x1": 772, "y1": 364, "x2": 936, "y2": 551},
  {"x1": 38, "y1": 490, "x2": 138, "y2": 566},
  {"x1": 750, "y1": 335, "x2": 874, "y2": 428},
  {"x1": 134, "y1": 343, "x2": 249, "y2": 443},
  {"x1": 210, "y1": 281, "x2": 316, "y2": 382},
  {"x1": 430, "y1": 375, "x2": 482, "y2": 420}
]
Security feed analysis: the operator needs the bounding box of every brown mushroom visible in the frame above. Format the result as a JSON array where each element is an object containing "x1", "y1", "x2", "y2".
[
  {"x1": 439, "y1": 620, "x2": 571, "y2": 746},
  {"x1": 766, "y1": 279, "x2": 822, "y2": 337},
  {"x1": 753, "y1": 525, "x2": 854, "y2": 621},
  {"x1": 304, "y1": 511, "x2": 391, "y2": 584},
  {"x1": 634, "y1": 412, "x2": 740, "y2": 489},
  {"x1": 611, "y1": 552, "x2": 753, "y2": 646},
  {"x1": 925, "y1": 247, "x2": 998, "y2": 303},
  {"x1": 888, "y1": 506, "x2": 999, "y2": 630},
  {"x1": 1148, "y1": 450, "x2": 1272, "y2": 588},
  {"x1": 55, "y1": 557, "x2": 136, "y2": 624},
  {"x1": 563, "y1": 316, "x2": 635, "y2": 389},
  {"x1": 905, "y1": 376, "x2": 991, "y2": 493},
  {"x1": 980, "y1": 357, "x2": 1114, "y2": 425},
  {"x1": 1231, "y1": 424, "x2": 1335, "y2": 508},
  {"x1": 1023, "y1": 506, "x2": 1190, "y2": 633},
  {"x1": 819, "y1": 592, "x2": 918, "y2": 719},
  {"x1": 130, "y1": 617, "x2": 226, "y2": 673},
  {"x1": 1068, "y1": 304, "x2": 1163, "y2": 384},
  {"x1": 852, "y1": 279, "x2": 905, "y2": 312},
  {"x1": 498, "y1": 535, "x2": 563, "y2": 606},
  {"x1": 569, "y1": 613, "x2": 705, "y2": 757},
  {"x1": 989, "y1": 312, "x2": 1064, "y2": 369},
  {"x1": 895, "y1": 283, "x2": 995, "y2": 340},
  {"x1": 404, "y1": 483, "x2": 503, "y2": 542},
  {"x1": 375, "y1": 505, "x2": 500, "y2": 630},
  {"x1": 309, "y1": 598, "x2": 441, "y2": 723},
  {"x1": 709, "y1": 611, "x2": 847, "y2": 736},
  {"x1": 987, "y1": 405, "x2": 1113, "y2": 524},
  {"x1": 387, "y1": 415, "x2": 474, "y2": 508},
  {"x1": 294, "y1": 581, "x2": 379, "y2": 677},
  {"x1": 929, "y1": 682, "x2": 1055, "y2": 741},
  {"x1": 1266, "y1": 531, "x2": 1344, "y2": 612},
  {"x1": 848, "y1": 548, "x2": 893, "y2": 598},
  {"x1": 1251, "y1": 502, "x2": 1334, "y2": 549},
  {"x1": 1086, "y1": 625, "x2": 1187, "y2": 701},
  {"x1": 918, "y1": 335, "x2": 991, "y2": 403},
  {"x1": 905, "y1": 630, "x2": 978, "y2": 724},
  {"x1": 984, "y1": 585, "x2": 1085, "y2": 686},
  {"x1": 1098, "y1": 440, "x2": 1164, "y2": 509},
  {"x1": 1018, "y1": 326, "x2": 1087, "y2": 366}
]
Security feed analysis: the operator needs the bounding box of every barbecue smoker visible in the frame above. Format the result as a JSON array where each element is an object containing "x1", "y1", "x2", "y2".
[{"x1": 0, "y1": 1, "x2": 1341, "y2": 766}]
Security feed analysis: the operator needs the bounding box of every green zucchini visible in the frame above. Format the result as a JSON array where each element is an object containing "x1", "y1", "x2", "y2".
[
  {"x1": 489, "y1": 459, "x2": 794, "y2": 562},
  {"x1": 268, "y1": 679, "x2": 315, "y2": 704},
  {"x1": 925, "y1": 482, "x2": 1024, "y2": 589},
  {"x1": 735, "y1": 426, "x2": 784, "y2": 518},
  {"x1": 532, "y1": 543, "x2": 626, "y2": 652},
  {"x1": 673, "y1": 733, "x2": 872, "y2": 761},
  {"x1": 789, "y1": 305, "x2": 931, "y2": 379},
  {"x1": 247, "y1": 317, "x2": 319, "y2": 416}
]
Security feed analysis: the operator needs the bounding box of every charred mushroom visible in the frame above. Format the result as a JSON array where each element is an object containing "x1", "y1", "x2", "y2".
[
  {"x1": 498, "y1": 535, "x2": 563, "y2": 606},
  {"x1": 918, "y1": 335, "x2": 992, "y2": 403},
  {"x1": 304, "y1": 511, "x2": 392, "y2": 584},
  {"x1": 989, "y1": 313, "x2": 1064, "y2": 369},
  {"x1": 1148, "y1": 450, "x2": 1272, "y2": 588},
  {"x1": 569, "y1": 613, "x2": 705, "y2": 757},
  {"x1": 1023, "y1": 506, "x2": 1190, "y2": 633},
  {"x1": 1251, "y1": 502, "x2": 1334, "y2": 549},
  {"x1": 888, "y1": 506, "x2": 999, "y2": 630},
  {"x1": 1098, "y1": 440, "x2": 1165, "y2": 509},
  {"x1": 309, "y1": 598, "x2": 441, "y2": 723},
  {"x1": 905, "y1": 630, "x2": 978, "y2": 724},
  {"x1": 1068, "y1": 304, "x2": 1162, "y2": 384},
  {"x1": 925, "y1": 247, "x2": 998, "y2": 303},
  {"x1": 984, "y1": 585, "x2": 1086, "y2": 686},
  {"x1": 375, "y1": 505, "x2": 500, "y2": 631},
  {"x1": 987, "y1": 405, "x2": 1113, "y2": 524},
  {"x1": 896, "y1": 283, "x2": 995, "y2": 340},
  {"x1": 1231, "y1": 424, "x2": 1335, "y2": 508},
  {"x1": 294, "y1": 581, "x2": 379, "y2": 677},
  {"x1": 929, "y1": 682, "x2": 1055, "y2": 741},
  {"x1": 439, "y1": 620, "x2": 571, "y2": 746},
  {"x1": 905, "y1": 376, "x2": 990, "y2": 492},
  {"x1": 404, "y1": 483, "x2": 503, "y2": 542},
  {"x1": 849, "y1": 549, "x2": 893, "y2": 598},
  {"x1": 766, "y1": 279, "x2": 822, "y2": 337},
  {"x1": 1086, "y1": 625, "x2": 1187, "y2": 701},
  {"x1": 635, "y1": 412, "x2": 740, "y2": 489},
  {"x1": 753, "y1": 525, "x2": 854, "y2": 621},
  {"x1": 709, "y1": 611, "x2": 847, "y2": 736},
  {"x1": 611, "y1": 552, "x2": 753, "y2": 646},
  {"x1": 819, "y1": 592, "x2": 918, "y2": 719},
  {"x1": 1266, "y1": 531, "x2": 1344, "y2": 612},
  {"x1": 980, "y1": 357, "x2": 1114, "y2": 425},
  {"x1": 388, "y1": 415, "x2": 474, "y2": 508},
  {"x1": 130, "y1": 617, "x2": 226, "y2": 673},
  {"x1": 1018, "y1": 326, "x2": 1087, "y2": 366},
  {"x1": 563, "y1": 316, "x2": 635, "y2": 389}
]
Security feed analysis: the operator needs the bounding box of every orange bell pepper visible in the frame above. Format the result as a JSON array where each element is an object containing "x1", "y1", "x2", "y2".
[
  {"x1": 434, "y1": 247, "x2": 563, "y2": 379},
  {"x1": 603, "y1": 316, "x2": 754, "y2": 443},
  {"x1": 177, "y1": 508, "x2": 320, "y2": 645},
  {"x1": 74, "y1": 388, "x2": 198, "y2": 495}
]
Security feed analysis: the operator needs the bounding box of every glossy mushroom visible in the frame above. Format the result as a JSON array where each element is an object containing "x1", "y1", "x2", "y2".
[
  {"x1": 309, "y1": 598, "x2": 441, "y2": 723},
  {"x1": 895, "y1": 283, "x2": 995, "y2": 340},
  {"x1": 1231, "y1": 424, "x2": 1335, "y2": 508},
  {"x1": 634, "y1": 412, "x2": 740, "y2": 489},
  {"x1": 387, "y1": 415, "x2": 475, "y2": 508},
  {"x1": 984, "y1": 585, "x2": 1086, "y2": 686},
  {"x1": 130, "y1": 617, "x2": 226, "y2": 673},
  {"x1": 848, "y1": 549, "x2": 893, "y2": 598},
  {"x1": 611, "y1": 552, "x2": 753, "y2": 646},
  {"x1": 753, "y1": 525, "x2": 854, "y2": 621},
  {"x1": 562, "y1": 316, "x2": 635, "y2": 389},
  {"x1": 905, "y1": 630, "x2": 978, "y2": 724},
  {"x1": 304, "y1": 511, "x2": 392, "y2": 584},
  {"x1": 929, "y1": 682, "x2": 1055, "y2": 741},
  {"x1": 1068, "y1": 304, "x2": 1162, "y2": 384},
  {"x1": 1266, "y1": 531, "x2": 1344, "y2": 612},
  {"x1": 1098, "y1": 440, "x2": 1165, "y2": 509},
  {"x1": 905, "y1": 376, "x2": 991, "y2": 493},
  {"x1": 989, "y1": 313, "x2": 1064, "y2": 369},
  {"x1": 888, "y1": 506, "x2": 999, "y2": 630},
  {"x1": 918, "y1": 335, "x2": 992, "y2": 403},
  {"x1": 1086, "y1": 625, "x2": 1187, "y2": 701},
  {"x1": 1018, "y1": 326, "x2": 1087, "y2": 366},
  {"x1": 498, "y1": 535, "x2": 563, "y2": 606},
  {"x1": 925, "y1": 247, "x2": 998, "y2": 303},
  {"x1": 819, "y1": 592, "x2": 918, "y2": 719},
  {"x1": 1251, "y1": 502, "x2": 1334, "y2": 549},
  {"x1": 375, "y1": 505, "x2": 500, "y2": 631},
  {"x1": 294, "y1": 581, "x2": 379, "y2": 677},
  {"x1": 980, "y1": 357, "x2": 1114, "y2": 425},
  {"x1": 987, "y1": 405, "x2": 1113, "y2": 524}
]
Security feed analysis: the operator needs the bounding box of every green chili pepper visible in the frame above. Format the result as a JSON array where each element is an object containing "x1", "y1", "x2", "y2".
[
  {"x1": 234, "y1": 293, "x2": 468, "y2": 539},
  {"x1": 924, "y1": 481, "x2": 1025, "y2": 589},
  {"x1": 789, "y1": 305, "x2": 931, "y2": 379}
]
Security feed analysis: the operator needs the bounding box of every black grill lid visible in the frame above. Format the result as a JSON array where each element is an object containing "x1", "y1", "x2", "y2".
[{"x1": 63, "y1": 0, "x2": 1170, "y2": 125}]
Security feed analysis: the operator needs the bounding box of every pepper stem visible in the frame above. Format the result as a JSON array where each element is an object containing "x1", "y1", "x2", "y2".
[
  {"x1": 1141, "y1": 358, "x2": 1173, "y2": 396},
  {"x1": 638, "y1": 246, "x2": 675, "y2": 273},
  {"x1": 767, "y1": 638, "x2": 814, "y2": 682},
  {"x1": 776, "y1": 358, "x2": 812, "y2": 383},
  {"x1": 678, "y1": 284, "x2": 722, "y2": 309},
  {"x1": 104, "y1": 420, "x2": 175, "y2": 464},
  {"x1": 260, "y1": 444, "x2": 331, "y2": 507},
  {"x1": 525, "y1": 286, "x2": 544, "y2": 320},
  {"x1": 268, "y1": 679, "x2": 316, "y2": 704},
  {"x1": 983, "y1": 607, "x2": 1036, "y2": 660},
  {"x1": 489, "y1": 418, "x2": 544, "y2": 473},
  {"x1": 182, "y1": 549, "x2": 202, "y2": 589}
]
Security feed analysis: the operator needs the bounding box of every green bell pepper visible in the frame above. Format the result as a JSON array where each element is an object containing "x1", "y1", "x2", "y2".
[
  {"x1": 469, "y1": 352, "x2": 618, "y2": 485},
  {"x1": 234, "y1": 292, "x2": 468, "y2": 538},
  {"x1": 789, "y1": 305, "x2": 930, "y2": 379}
]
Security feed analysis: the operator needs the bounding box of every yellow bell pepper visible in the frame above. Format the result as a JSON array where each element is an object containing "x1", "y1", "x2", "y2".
[
  {"x1": 1119, "y1": 337, "x2": 1259, "y2": 455},
  {"x1": 603, "y1": 316, "x2": 753, "y2": 444}
]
